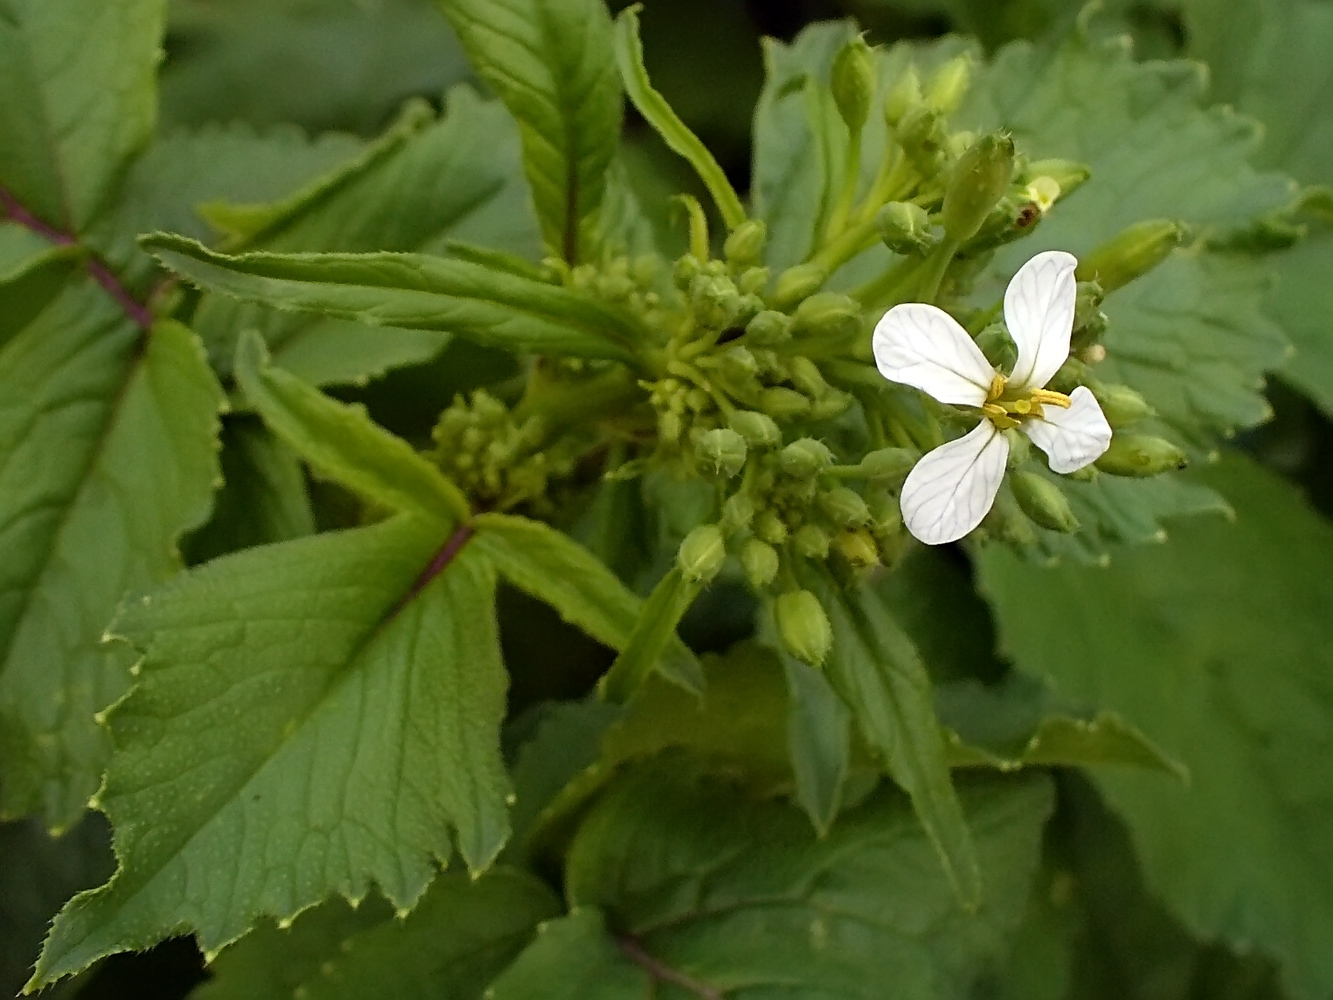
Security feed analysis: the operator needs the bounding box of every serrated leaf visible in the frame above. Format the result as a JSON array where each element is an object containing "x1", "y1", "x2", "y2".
[
  {"x1": 147, "y1": 233, "x2": 642, "y2": 363},
  {"x1": 435, "y1": 0, "x2": 622, "y2": 263},
  {"x1": 613, "y1": 5, "x2": 746, "y2": 230},
  {"x1": 32, "y1": 514, "x2": 511, "y2": 986},
  {"x1": 0, "y1": 0, "x2": 163, "y2": 231},
  {"x1": 191, "y1": 870, "x2": 559, "y2": 1000},
  {"x1": 492, "y1": 765, "x2": 1052, "y2": 999},
  {"x1": 0, "y1": 301, "x2": 224, "y2": 827},
  {"x1": 235, "y1": 331, "x2": 469, "y2": 525},
  {"x1": 978, "y1": 454, "x2": 1333, "y2": 1000},
  {"x1": 471, "y1": 513, "x2": 702, "y2": 695},
  {"x1": 808, "y1": 570, "x2": 982, "y2": 908}
]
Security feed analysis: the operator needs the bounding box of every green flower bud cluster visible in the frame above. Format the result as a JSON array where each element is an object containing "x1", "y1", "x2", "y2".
[
  {"x1": 565, "y1": 253, "x2": 664, "y2": 317},
  {"x1": 430, "y1": 390, "x2": 573, "y2": 512}
]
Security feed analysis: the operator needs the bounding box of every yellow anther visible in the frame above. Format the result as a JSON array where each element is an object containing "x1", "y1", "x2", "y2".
[
  {"x1": 1030, "y1": 388, "x2": 1073, "y2": 408},
  {"x1": 987, "y1": 373, "x2": 1007, "y2": 402}
]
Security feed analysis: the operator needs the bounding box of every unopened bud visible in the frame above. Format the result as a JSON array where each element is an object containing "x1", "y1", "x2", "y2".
[
  {"x1": 831, "y1": 34, "x2": 876, "y2": 136},
  {"x1": 740, "y1": 538, "x2": 780, "y2": 589},
  {"x1": 924, "y1": 53, "x2": 973, "y2": 115},
  {"x1": 794, "y1": 524, "x2": 830, "y2": 559},
  {"x1": 858, "y1": 447, "x2": 917, "y2": 480},
  {"x1": 721, "y1": 492, "x2": 755, "y2": 534},
  {"x1": 775, "y1": 590, "x2": 834, "y2": 666},
  {"x1": 718, "y1": 345, "x2": 758, "y2": 380},
  {"x1": 761, "y1": 386, "x2": 814, "y2": 420},
  {"x1": 1092, "y1": 384, "x2": 1155, "y2": 426},
  {"x1": 673, "y1": 254, "x2": 702, "y2": 291},
  {"x1": 738, "y1": 266, "x2": 771, "y2": 296},
  {"x1": 897, "y1": 106, "x2": 947, "y2": 174},
  {"x1": 878, "y1": 201, "x2": 934, "y2": 255},
  {"x1": 729, "y1": 409, "x2": 782, "y2": 448},
  {"x1": 788, "y1": 357, "x2": 830, "y2": 398},
  {"x1": 696, "y1": 428, "x2": 748, "y2": 477},
  {"x1": 1076, "y1": 220, "x2": 1185, "y2": 293},
  {"x1": 975, "y1": 324, "x2": 1017, "y2": 373},
  {"x1": 780, "y1": 438, "x2": 835, "y2": 479},
  {"x1": 884, "y1": 64, "x2": 923, "y2": 127},
  {"x1": 692, "y1": 274, "x2": 742, "y2": 330},
  {"x1": 677, "y1": 524, "x2": 727, "y2": 583},
  {"x1": 819, "y1": 486, "x2": 871, "y2": 526},
  {"x1": 724, "y1": 219, "x2": 768, "y2": 266},
  {"x1": 867, "y1": 491, "x2": 903, "y2": 539},
  {"x1": 746, "y1": 309, "x2": 795, "y2": 346},
  {"x1": 754, "y1": 509, "x2": 789, "y2": 545},
  {"x1": 834, "y1": 529, "x2": 881, "y2": 568},
  {"x1": 942, "y1": 133, "x2": 1016, "y2": 242},
  {"x1": 1070, "y1": 281, "x2": 1106, "y2": 351},
  {"x1": 810, "y1": 390, "x2": 853, "y2": 420},
  {"x1": 1024, "y1": 159, "x2": 1090, "y2": 201},
  {"x1": 794, "y1": 292, "x2": 861, "y2": 339},
  {"x1": 1095, "y1": 435, "x2": 1188, "y2": 477},
  {"x1": 1011, "y1": 471, "x2": 1079, "y2": 533},
  {"x1": 1045, "y1": 356, "x2": 1088, "y2": 395},
  {"x1": 771, "y1": 263, "x2": 829, "y2": 311},
  {"x1": 1003, "y1": 428, "x2": 1031, "y2": 470}
]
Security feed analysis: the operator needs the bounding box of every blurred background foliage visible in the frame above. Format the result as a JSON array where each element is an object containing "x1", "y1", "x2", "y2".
[{"x1": 4, "y1": 0, "x2": 1330, "y2": 997}]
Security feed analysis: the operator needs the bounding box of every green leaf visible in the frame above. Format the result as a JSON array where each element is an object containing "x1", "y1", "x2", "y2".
[
  {"x1": 597, "y1": 567, "x2": 701, "y2": 704},
  {"x1": 0, "y1": 0, "x2": 163, "y2": 231},
  {"x1": 235, "y1": 331, "x2": 469, "y2": 525},
  {"x1": 492, "y1": 765, "x2": 1053, "y2": 998},
  {"x1": 978, "y1": 455, "x2": 1333, "y2": 1000},
  {"x1": 147, "y1": 233, "x2": 642, "y2": 364},
  {"x1": 809, "y1": 570, "x2": 983, "y2": 909},
  {"x1": 191, "y1": 870, "x2": 560, "y2": 1000},
  {"x1": 0, "y1": 221, "x2": 77, "y2": 284},
  {"x1": 781, "y1": 652, "x2": 852, "y2": 834},
  {"x1": 0, "y1": 303, "x2": 224, "y2": 827},
  {"x1": 471, "y1": 513, "x2": 702, "y2": 694},
  {"x1": 1268, "y1": 230, "x2": 1333, "y2": 415},
  {"x1": 613, "y1": 5, "x2": 746, "y2": 231},
  {"x1": 33, "y1": 513, "x2": 512, "y2": 985},
  {"x1": 435, "y1": 0, "x2": 622, "y2": 263}
]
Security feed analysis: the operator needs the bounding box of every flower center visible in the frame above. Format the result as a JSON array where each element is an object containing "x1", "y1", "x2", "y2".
[{"x1": 981, "y1": 374, "x2": 1072, "y2": 429}]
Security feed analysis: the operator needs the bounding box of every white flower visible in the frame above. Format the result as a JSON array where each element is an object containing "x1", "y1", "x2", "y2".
[{"x1": 872, "y1": 250, "x2": 1112, "y2": 545}]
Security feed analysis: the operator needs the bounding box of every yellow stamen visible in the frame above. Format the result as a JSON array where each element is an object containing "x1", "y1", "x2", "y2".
[
  {"x1": 987, "y1": 373, "x2": 1007, "y2": 403},
  {"x1": 1030, "y1": 388, "x2": 1072, "y2": 409}
]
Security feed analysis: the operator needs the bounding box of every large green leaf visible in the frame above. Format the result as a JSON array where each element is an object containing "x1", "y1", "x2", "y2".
[
  {"x1": 491, "y1": 766, "x2": 1052, "y2": 998},
  {"x1": 0, "y1": 302, "x2": 223, "y2": 828},
  {"x1": 435, "y1": 0, "x2": 622, "y2": 263},
  {"x1": 147, "y1": 234, "x2": 643, "y2": 363},
  {"x1": 978, "y1": 455, "x2": 1333, "y2": 1000},
  {"x1": 0, "y1": 0, "x2": 163, "y2": 231},
  {"x1": 32, "y1": 513, "x2": 512, "y2": 985},
  {"x1": 190, "y1": 870, "x2": 559, "y2": 1000}
]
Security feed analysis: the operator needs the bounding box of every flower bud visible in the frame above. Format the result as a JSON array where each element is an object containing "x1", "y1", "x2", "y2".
[
  {"x1": 721, "y1": 492, "x2": 755, "y2": 534},
  {"x1": 754, "y1": 509, "x2": 789, "y2": 544},
  {"x1": 1011, "y1": 471, "x2": 1079, "y2": 533},
  {"x1": 692, "y1": 274, "x2": 742, "y2": 330},
  {"x1": 1095, "y1": 435, "x2": 1188, "y2": 477},
  {"x1": 745, "y1": 309, "x2": 795, "y2": 346},
  {"x1": 724, "y1": 219, "x2": 768, "y2": 266},
  {"x1": 673, "y1": 253, "x2": 702, "y2": 291},
  {"x1": 729, "y1": 409, "x2": 782, "y2": 448},
  {"x1": 867, "y1": 490, "x2": 903, "y2": 537},
  {"x1": 1024, "y1": 159, "x2": 1091, "y2": 201},
  {"x1": 738, "y1": 266, "x2": 771, "y2": 296},
  {"x1": 677, "y1": 524, "x2": 727, "y2": 583},
  {"x1": 884, "y1": 64, "x2": 923, "y2": 127},
  {"x1": 696, "y1": 427, "x2": 748, "y2": 477},
  {"x1": 776, "y1": 590, "x2": 834, "y2": 666},
  {"x1": 1092, "y1": 384, "x2": 1155, "y2": 427},
  {"x1": 793, "y1": 292, "x2": 861, "y2": 339},
  {"x1": 740, "y1": 538, "x2": 780, "y2": 589},
  {"x1": 1076, "y1": 219, "x2": 1185, "y2": 293},
  {"x1": 942, "y1": 132, "x2": 1016, "y2": 242},
  {"x1": 718, "y1": 345, "x2": 758, "y2": 381},
  {"x1": 924, "y1": 53, "x2": 973, "y2": 115},
  {"x1": 878, "y1": 201, "x2": 934, "y2": 255},
  {"x1": 788, "y1": 356, "x2": 830, "y2": 398},
  {"x1": 809, "y1": 390, "x2": 853, "y2": 421},
  {"x1": 831, "y1": 34, "x2": 876, "y2": 136},
  {"x1": 771, "y1": 263, "x2": 829, "y2": 311},
  {"x1": 834, "y1": 528, "x2": 881, "y2": 568},
  {"x1": 1003, "y1": 428, "x2": 1031, "y2": 470},
  {"x1": 794, "y1": 524, "x2": 830, "y2": 559},
  {"x1": 976, "y1": 324, "x2": 1017, "y2": 373},
  {"x1": 761, "y1": 386, "x2": 813, "y2": 420},
  {"x1": 896, "y1": 106, "x2": 947, "y2": 175},
  {"x1": 858, "y1": 447, "x2": 917, "y2": 480},
  {"x1": 1045, "y1": 356, "x2": 1088, "y2": 395},
  {"x1": 1070, "y1": 281, "x2": 1106, "y2": 351},
  {"x1": 780, "y1": 438, "x2": 835, "y2": 479},
  {"x1": 819, "y1": 486, "x2": 871, "y2": 527}
]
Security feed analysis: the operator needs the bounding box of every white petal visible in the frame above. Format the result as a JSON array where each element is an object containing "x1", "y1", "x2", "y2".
[
  {"x1": 901, "y1": 421, "x2": 1009, "y2": 545},
  {"x1": 1023, "y1": 386, "x2": 1113, "y2": 474},
  {"x1": 1004, "y1": 249, "x2": 1078, "y2": 391},
  {"x1": 872, "y1": 303, "x2": 995, "y2": 407}
]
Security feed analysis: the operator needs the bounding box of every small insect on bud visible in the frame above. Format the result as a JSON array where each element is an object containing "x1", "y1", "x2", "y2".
[
  {"x1": 724, "y1": 219, "x2": 769, "y2": 266},
  {"x1": 834, "y1": 529, "x2": 881, "y2": 568},
  {"x1": 1092, "y1": 384, "x2": 1155, "y2": 427},
  {"x1": 1076, "y1": 219, "x2": 1186, "y2": 294},
  {"x1": 831, "y1": 34, "x2": 877, "y2": 136},
  {"x1": 942, "y1": 132, "x2": 1016, "y2": 243},
  {"x1": 740, "y1": 538, "x2": 780, "y2": 589},
  {"x1": 884, "y1": 64, "x2": 923, "y2": 127},
  {"x1": 771, "y1": 263, "x2": 829, "y2": 311},
  {"x1": 924, "y1": 52, "x2": 974, "y2": 115},
  {"x1": 793, "y1": 292, "x2": 861, "y2": 339},
  {"x1": 677, "y1": 524, "x2": 727, "y2": 583},
  {"x1": 721, "y1": 492, "x2": 756, "y2": 534},
  {"x1": 794, "y1": 524, "x2": 831, "y2": 560},
  {"x1": 761, "y1": 386, "x2": 814, "y2": 420},
  {"x1": 896, "y1": 106, "x2": 947, "y2": 175},
  {"x1": 780, "y1": 438, "x2": 836, "y2": 480},
  {"x1": 776, "y1": 590, "x2": 834, "y2": 667},
  {"x1": 754, "y1": 509, "x2": 789, "y2": 545},
  {"x1": 1095, "y1": 435, "x2": 1189, "y2": 477},
  {"x1": 696, "y1": 428, "x2": 748, "y2": 478},
  {"x1": 745, "y1": 309, "x2": 795, "y2": 346},
  {"x1": 729, "y1": 409, "x2": 783, "y2": 448},
  {"x1": 858, "y1": 447, "x2": 917, "y2": 480},
  {"x1": 1011, "y1": 471, "x2": 1079, "y2": 533},
  {"x1": 819, "y1": 486, "x2": 871, "y2": 527},
  {"x1": 877, "y1": 201, "x2": 935, "y2": 255}
]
